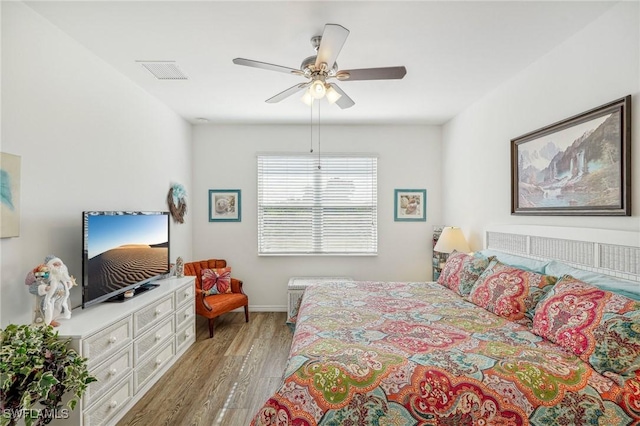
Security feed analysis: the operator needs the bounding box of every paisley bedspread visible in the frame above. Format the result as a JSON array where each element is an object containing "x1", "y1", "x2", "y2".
[{"x1": 251, "y1": 281, "x2": 640, "y2": 425}]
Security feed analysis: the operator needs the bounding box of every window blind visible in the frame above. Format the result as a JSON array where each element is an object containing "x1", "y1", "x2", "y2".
[{"x1": 257, "y1": 154, "x2": 378, "y2": 255}]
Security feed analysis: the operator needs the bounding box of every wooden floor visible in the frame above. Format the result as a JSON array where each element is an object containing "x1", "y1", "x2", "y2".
[{"x1": 117, "y1": 312, "x2": 293, "y2": 426}]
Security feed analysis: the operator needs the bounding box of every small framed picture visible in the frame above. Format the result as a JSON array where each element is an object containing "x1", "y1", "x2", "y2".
[
  {"x1": 394, "y1": 189, "x2": 426, "y2": 221},
  {"x1": 209, "y1": 189, "x2": 241, "y2": 222}
]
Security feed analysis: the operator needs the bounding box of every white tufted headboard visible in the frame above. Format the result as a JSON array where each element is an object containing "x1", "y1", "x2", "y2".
[{"x1": 485, "y1": 225, "x2": 640, "y2": 283}]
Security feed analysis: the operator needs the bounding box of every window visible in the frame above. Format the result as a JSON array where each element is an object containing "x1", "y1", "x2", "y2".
[{"x1": 257, "y1": 154, "x2": 378, "y2": 255}]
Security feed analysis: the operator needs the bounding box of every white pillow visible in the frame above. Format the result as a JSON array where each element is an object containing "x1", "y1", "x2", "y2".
[
  {"x1": 544, "y1": 260, "x2": 640, "y2": 301},
  {"x1": 477, "y1": 249, "x2": 549, "y2": 274}
]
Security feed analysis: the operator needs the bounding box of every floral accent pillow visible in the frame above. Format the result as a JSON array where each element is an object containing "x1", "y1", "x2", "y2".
[
  {"x1": 532, "y1": 275, "x2": 640, "y2": 385},
  {"x1": 202, "y1": 267, "x2": 232, "y2": 295},
  {"x1": 468, "y1": 261, "x2": 557, "y2": 322},
  {"x1": 437, "y1": 251, "x2": 492, "y2": 297}
]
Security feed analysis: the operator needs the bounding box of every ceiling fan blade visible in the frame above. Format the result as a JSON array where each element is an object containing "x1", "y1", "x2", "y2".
[
  {"x1": 233, "y1": 58, "x2": 303, "y2": 76},
  {"x1": 315, "y1": 24, "x2": 350, "y2": 70},
  {"x1": 265, "y1": 83, "x2": 310, "y2": 103},
  {"x1": 337, "y1": 66, "x2": 407, "y2": 81},
  {"x1": 328, "y1": 83, "x2": 355, "y2": 109}
]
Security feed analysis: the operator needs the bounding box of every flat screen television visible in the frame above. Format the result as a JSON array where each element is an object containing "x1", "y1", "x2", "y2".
[{"x1": 82, "y1": 211, "x2": 170, "y2": 308}]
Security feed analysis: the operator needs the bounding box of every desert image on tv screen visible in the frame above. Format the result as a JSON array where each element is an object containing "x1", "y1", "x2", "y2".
[{"x1": 86, "y1": 214, "x2": 168, "y2": 300}]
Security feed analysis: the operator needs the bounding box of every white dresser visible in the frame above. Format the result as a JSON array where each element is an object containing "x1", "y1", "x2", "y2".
[{"x1": 54, "y1": 277, "x2": 195, "y2": 426}]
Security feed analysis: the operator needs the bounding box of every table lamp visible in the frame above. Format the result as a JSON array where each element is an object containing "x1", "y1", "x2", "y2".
[{"x1": 434, "y1": 226, "x2": 470, "y2": 254}]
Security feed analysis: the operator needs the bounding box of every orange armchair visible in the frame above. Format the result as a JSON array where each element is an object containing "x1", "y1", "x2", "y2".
[{"x1": 183, "y1": 259, "x2": 249, "y2": 338}]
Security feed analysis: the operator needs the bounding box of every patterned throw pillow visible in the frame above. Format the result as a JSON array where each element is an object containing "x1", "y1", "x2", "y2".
[
  {"x1": 532, "y1": 275, "x2": 640, "y2": 385},
  {"x1": 202, "y1": 267, "x2": 232, "y2": 295},
  {"x1": 437, "y1": 251, "x2": 492, "y2": 297},
  {"x1": 469, "y1": 260, "x2": 557, "y2": 322}
]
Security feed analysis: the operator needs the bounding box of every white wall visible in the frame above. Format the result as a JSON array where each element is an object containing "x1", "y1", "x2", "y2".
[
  {"x1": 442, "y1": 2, "x2": 640, "y2": 249},
  {"x1": 1, "y1": 2, "x2": 193, "y2": 326},
  {"x1": 0, "y1": 1, "x2": 3, "y2": 317},
  {"x1": 192, "y1": 124, "x2": 441, "y2": 310}
]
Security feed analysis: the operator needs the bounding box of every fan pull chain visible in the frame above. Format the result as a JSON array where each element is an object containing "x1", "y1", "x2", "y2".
[
  {"x1": 317, "y1": 101, "x2": 321, "y2": 170},
  {"x1": 309, "y1": 99, "x2": 314, "y2": 153}
]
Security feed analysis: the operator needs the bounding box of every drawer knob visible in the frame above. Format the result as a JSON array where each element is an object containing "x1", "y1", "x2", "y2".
[
  {"x1": 109, "y1": 368, "x2": 117, "y2": 376},
  {"x1": 155, "y1": 308, "x2": 162, "y2": 316},
  {"x1": 184, "y1": 312, "x2": 190, "y2": 318},
  {"x1": 109, "y1": 336, "x2": 117, "y2": 344},
  {"x1": 185, "y1": 331, "x2": 191, "y2": 338},
  {"x1": 155, "y1": 333, "x2": 162, "y2": 341},
  {"x1": 109, "y1": 400, "x2": 118, "y2": 409},
  {"x1": 184, "y1": 291, "x2": 190, "y2": 297},
  {"x1": 155, "y1": 358, "x2": 163, "y2": 366}
]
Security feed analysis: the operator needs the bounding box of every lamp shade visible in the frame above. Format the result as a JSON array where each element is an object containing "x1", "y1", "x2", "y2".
[
  {"x1": 325, "y1": 85, "x2": 342, "y2": 104},
  {"x1": 434, "y1": 227, "x2": 470, "y2": 254},
  {"x1": 301, "y1": 90, "x2": 313, "y2": 106},
  {"x1": 310, "y1": 80, "x2": 326, "y2": 99}
]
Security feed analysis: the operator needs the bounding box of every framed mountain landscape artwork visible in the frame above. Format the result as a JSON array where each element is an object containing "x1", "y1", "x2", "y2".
[{"x1": 511, "y1": 95, "x2": 631, "y2": 216}]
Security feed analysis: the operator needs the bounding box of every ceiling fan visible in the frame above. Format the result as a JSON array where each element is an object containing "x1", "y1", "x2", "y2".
[{"x1": 232, "y1": 24, "x2": 407, "y2": 109}]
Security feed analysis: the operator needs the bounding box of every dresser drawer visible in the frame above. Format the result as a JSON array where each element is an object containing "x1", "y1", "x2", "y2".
[
  {"x1": 133, "y1": 295, "x2": 173, "y2": 337},
  {"x1": 83, "y1": 374, "x2": 133, "y2": 426},
  {"x1": 84, "y1": 317, "x2": 132, "y2": 368},
  {"x1": 134, "y1": 316, "x2": 175, "y2": 363},
  {"x1": 176, "y1": 321, "x2": 195, "y2": 355},
  {"x1": 134, "y1": 340, "x2": 175, "y2": 393},
  {"x1": 84, "y1": 346, "x2": 133, "y2": 407},
  {"x1": 175, "y1": 302, "x2": 195, "y2": 329},
  {"x1": 175, "y1": 282, "x2": 194, "y2": 308}
]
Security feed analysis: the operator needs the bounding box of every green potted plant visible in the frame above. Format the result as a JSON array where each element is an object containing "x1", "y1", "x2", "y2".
[{"x1": 0, "y1": 324, "x2": 96, "y2": 426}]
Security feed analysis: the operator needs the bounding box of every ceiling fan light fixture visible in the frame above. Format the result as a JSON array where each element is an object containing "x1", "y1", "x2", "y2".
[
  {"x1": 325, "y1": 85, "x2": 342, "y2": 104},
  {"x1": 310, "y1": 80, "x2": 326, "y2": 99}
]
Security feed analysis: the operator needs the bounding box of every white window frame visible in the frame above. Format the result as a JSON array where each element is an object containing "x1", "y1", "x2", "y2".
[{"x1": 257, "y1": 153, "x2": 378, "y2": 256}]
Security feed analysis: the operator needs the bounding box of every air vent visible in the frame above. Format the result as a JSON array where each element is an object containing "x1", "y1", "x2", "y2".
[{"x1": 137, "y1": 61, "x2": 188, "y2": 80}]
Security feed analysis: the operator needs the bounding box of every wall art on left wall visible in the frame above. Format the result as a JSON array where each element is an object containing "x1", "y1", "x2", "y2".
[
  {"x1": 0, "y1": 152, "x2": 21, "y2": 238},
  {"x1": 209, "y1": 189, "x2": 241, "y2": 222}
]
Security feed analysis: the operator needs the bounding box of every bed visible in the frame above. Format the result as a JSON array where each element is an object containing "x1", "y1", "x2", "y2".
[{"x1": 252, "y1": 226, "x2": 640, "y2": 425}]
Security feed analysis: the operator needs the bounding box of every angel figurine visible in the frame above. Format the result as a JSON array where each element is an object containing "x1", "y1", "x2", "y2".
[{"x1": 25, "y1": 255, "x2": 77, "y2": 326}]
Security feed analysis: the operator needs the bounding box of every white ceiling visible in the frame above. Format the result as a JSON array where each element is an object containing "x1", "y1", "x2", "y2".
[{"x1": 23, "y1": 1, "x2": 615, "y2": 125}]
